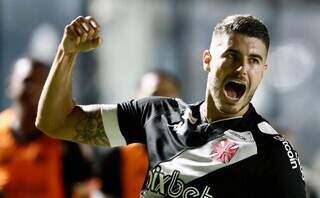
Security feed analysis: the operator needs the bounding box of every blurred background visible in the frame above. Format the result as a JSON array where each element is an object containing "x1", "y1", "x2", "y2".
[{"x1": 0, "y1": 0, "x2": 320, "y2": 192}]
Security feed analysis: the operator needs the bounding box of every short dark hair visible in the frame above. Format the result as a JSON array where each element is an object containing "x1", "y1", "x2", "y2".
[{"x1": 213, "y1": 14, "x2": 270, "y2": 50}]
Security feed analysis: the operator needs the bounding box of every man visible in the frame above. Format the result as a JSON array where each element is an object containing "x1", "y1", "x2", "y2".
[
  {"x1": 134, "y1": 70, "x2": 181, "y2": 99},
  {"x1": 99, "y1": 70, "x2": 181, "y2": 198},
  {"x1": 36, "y1": 15, "x2": 306, "y2": 197},
  {"x1": 0, "y1": 58, "x2": 92, "y2": 198}
]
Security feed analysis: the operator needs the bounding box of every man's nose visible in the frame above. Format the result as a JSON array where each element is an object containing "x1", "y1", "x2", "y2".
[{"x1": 235, "y1": 60, "x2": 248, "y2": 75}]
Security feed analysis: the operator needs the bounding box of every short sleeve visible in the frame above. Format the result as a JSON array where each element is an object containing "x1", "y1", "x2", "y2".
[
  {"x1": 101, "y1": 97, "x2": 176, "y2": 146},
  {"x1": 117, "y1": 99, "x2": 149, "y2": 144}
]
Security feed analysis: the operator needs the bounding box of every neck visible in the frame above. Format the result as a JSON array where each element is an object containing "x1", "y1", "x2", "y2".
[{"x1": 201, "y1": 92, "x2": 249, "y2": 123}]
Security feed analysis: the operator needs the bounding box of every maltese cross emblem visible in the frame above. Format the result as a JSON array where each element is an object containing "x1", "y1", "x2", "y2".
[{"x1": 210, "y1": 138, "x2": 239, "y2": 163}]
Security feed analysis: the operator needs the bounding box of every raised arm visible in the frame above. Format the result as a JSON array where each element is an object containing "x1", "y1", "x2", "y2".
[{"x1": 36, "y1": 16, "x2": 109, "y2": 146}]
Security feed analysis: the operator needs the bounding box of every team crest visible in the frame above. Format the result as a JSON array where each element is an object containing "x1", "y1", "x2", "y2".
[{"x1": 210, "y1": 138, "x2": 239, "y2": 163}]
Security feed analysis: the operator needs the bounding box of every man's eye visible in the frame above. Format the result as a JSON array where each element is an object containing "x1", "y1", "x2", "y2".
[
  {"x1": 249, "y1": 58, "x2": 259, "y2": 64},
  {"x1": 226, "y1": 53, "x2": 237, "y2": 60}
]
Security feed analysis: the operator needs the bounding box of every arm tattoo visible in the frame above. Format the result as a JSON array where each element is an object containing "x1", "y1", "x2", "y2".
[{"x1": 73, "y1": 111, "x2": 110, "y2": 145}]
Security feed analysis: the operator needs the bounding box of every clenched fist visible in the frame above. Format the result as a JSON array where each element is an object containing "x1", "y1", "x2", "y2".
[{"x1": 61, "y1": 16, "x2": 102, "y2": 53}]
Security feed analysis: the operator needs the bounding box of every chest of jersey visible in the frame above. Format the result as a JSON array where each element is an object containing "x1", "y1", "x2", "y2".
[{"x1": 141, "y1": 107, "x2": 268, "y2": 197}]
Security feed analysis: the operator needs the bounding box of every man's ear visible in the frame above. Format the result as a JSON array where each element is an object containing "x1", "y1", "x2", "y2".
[
  {"x1": 202, "y1": 50, "x2": 212, "y2": 72},
  {"x1": 260, "y1": 64, "x2": 268, "y2": 78}
]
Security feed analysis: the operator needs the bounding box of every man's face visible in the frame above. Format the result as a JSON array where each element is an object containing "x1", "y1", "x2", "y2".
[
  {"x1": 9, "y1": 59, "x2": 48, "y2": 115},
  {"x1": 203, "y1": 32, "x2": 268, "y2": 115}
]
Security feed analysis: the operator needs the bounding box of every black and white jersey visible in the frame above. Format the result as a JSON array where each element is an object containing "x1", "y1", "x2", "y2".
[{"x1": 101, "y1": 97, "x2": 306, "y2": 198}]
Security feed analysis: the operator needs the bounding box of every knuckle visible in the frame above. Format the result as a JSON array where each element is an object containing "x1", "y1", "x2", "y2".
[
  {"x1": 81, "y1": 22, "x2": 90, "y2": 32},
  {"x1": 85, "y1": 16, "x2": 93, "y2": 20},
  {"x1": 66, "y1": 25, "x2": 72, "y2": 31},
  {"x1": 76, "y1": 28, "x2": 83, "y2": 35},
  {"x1": 76, "y1": 15, "x2": 85, "y2": 20},
  {"x1": 73, "y1": 16, "x2": 85, "y2": 24},
  {"x1": 89, "y1": 19, "x2": 98, "y2": 29}
]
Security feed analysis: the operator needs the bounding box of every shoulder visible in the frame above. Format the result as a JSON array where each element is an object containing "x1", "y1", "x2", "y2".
[
  {"x1": 254, "y1": 123, "x2": 306, "y2": 196},
  {"x1": 254, "y1": 121, "x2": 302, "y2": 170},
  {"x1": 256, "y1": 121, "x2": 279, "y2": 135},
  {"x1": 254, "y1": 120, "x2": 292, "y2": 152},
  {"x1": 254, "y1": 120, "x2": 289, "y2": 152},
  {"x1": 267, "y1": 134, "x2": 300, "y2": 168},
  {"x1": 121, "y1": 143, "x2": 148, "y2": 162},
  {"x1": 252, "y1": 119, "x2": 299, "y2": 165},
  {"x1": 118, "y1": 96, "x2": 187, "y2": 115},
  {"x1": 134, "y1": 96, "x2": 185, "y2": 108}
]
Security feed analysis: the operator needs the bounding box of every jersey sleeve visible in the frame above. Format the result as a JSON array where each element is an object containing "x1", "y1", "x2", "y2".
[
  {"x1": 269, "y1": 135, "x2": 306, "y2": 198},
  {"x1": 101, "y1": 99, "x2": 150, "y2": 146},
  {"x1": 117, "y1": 99, "x2": 148, "y2": 144}
]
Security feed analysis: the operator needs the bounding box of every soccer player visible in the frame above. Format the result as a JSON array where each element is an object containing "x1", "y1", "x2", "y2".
[{"x1": 36, "y1": 15, "x2": 306, "y2": 197}]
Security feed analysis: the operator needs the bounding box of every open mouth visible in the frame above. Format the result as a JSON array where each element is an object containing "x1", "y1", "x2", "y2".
[{"x1": 224, "y1": 80, "x2": 246, "y2": 101}]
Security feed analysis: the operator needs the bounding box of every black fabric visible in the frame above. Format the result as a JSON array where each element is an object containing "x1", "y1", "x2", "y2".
[
  {"x1": 10, "y1": 128, "x2": 43, "y2": 144},
  {"x1": 62, "y1": 141, "x2": 93, "y2": 198},
  {"x1": 99, "y1": 147, "x2": 122, "y2": 198},
  {"x1": 117, "y1": 97, "x2": 306, "y2": 198}
]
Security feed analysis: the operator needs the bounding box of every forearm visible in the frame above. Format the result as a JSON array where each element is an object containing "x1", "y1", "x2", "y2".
[
  {"x1": 36, "y1": 46, "x2": 78, "y2": 135},
  {"x1": 36, "y1": 16, "x2": 105, "y2": 144}
]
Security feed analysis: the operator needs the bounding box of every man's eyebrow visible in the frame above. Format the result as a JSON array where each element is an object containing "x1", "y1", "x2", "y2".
[
  {"x1": 222, "y1": 49, "x2": 241, "y2": 57},
  {"x1": 225, "y1": 49, "x2": 240, "y2": 55},
  {"x1": 249, "y1": 53, "x2": 263, "y2": 61},
  {"x1": 225, "y1": 49, "x2": 264, "y2": 61}
]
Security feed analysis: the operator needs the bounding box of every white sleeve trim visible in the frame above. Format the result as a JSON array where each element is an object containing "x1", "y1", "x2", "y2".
[{"x1": 100, "y1": 104, "x2": 126, "y2": 146}]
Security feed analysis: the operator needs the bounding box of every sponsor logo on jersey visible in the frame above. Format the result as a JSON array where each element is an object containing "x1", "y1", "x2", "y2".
[
  {"x1": 273, "y1": 135, "x2": 304, "y2": 178},
  {"x1": 224, "y1": 130, "x2": 254, "y2": 142},
  {"x1": 210, "y1": 138, "x2": 239, "y2": 163},
  {"x1": 273, "y1": 135, "x2": 298, "y2": 169},
  {"x1": 145, "y1": 166, "x2": 213, "y2": 198}
]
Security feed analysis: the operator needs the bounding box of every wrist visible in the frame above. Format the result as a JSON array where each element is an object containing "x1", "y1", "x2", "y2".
[{"x1": 58, "y1": 44, "x2": 78, "y2": 56}]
